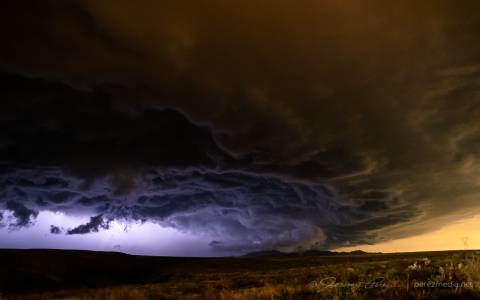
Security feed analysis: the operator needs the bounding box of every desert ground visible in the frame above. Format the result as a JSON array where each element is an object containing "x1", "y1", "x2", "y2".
[{"x1": 0, "y1": 249, "x2": 479, "y2": 299}]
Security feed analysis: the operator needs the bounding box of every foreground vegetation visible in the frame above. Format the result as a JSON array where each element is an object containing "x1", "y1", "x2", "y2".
[{"x1": 1, "y1": 249, "x2": 480, "y2": 299}]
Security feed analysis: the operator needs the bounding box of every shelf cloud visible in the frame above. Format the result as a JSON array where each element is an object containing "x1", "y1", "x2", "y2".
[{"x1": 1, "y1": 0, "x2": 480, "y2": 254}]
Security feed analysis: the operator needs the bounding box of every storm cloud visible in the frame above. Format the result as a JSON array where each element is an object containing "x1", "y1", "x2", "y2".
[
  {"x1": 1, "y1": 0, "x2": 480, "y2": 254},
  {"x1": 50, "y1": 225, "x2": 62, "y2": 235},
  {"x1": 4, "y1": 201, "x2": 38, "y2": 228},
  {"x1": 67, "y1": 215, "x2": 111, "y2": 235}
]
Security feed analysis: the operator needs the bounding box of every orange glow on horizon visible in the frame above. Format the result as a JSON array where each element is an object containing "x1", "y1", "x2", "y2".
[{"x1": 335, "y1": 215, "x2": 480, "y2": 253}]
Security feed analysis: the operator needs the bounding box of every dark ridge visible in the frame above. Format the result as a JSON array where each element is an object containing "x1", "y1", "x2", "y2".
[
  {"x1": 242, "y1": 250, "x2": 291, "y2": 257},
  {"x1": 243, "y1": 249, "x2": 371, "y2": 257}
]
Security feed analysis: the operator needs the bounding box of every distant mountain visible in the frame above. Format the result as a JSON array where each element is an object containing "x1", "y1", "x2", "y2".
[
  {"x1": 301, "y1": 250, "x2": 337, "y2": 256},
  {"x1": 243, "y1": 249, "x2": 371, "y2": 257},
  {"x1": 349, "y1": 250, "x2": 368, "y2": 255},
  {"x1": 242, "y1": 250, "x2": 291, "y2": 257}
]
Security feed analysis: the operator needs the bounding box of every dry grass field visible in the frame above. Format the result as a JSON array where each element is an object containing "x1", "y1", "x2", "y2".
[{"x1": 1, "y1": 249, "x2": 479, "y2": 299}]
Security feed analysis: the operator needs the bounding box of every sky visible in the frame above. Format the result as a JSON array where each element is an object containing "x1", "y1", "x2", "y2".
[{"x1": 1, "y1": 0, "x2": 480, "y2": 256}]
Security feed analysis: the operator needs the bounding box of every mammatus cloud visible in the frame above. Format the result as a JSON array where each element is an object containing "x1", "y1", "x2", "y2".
[
  {"x1": 1, "y1": 0, "x2": 480, "y2": 254},
  {"x1": 0, "y1": 162, "x2": 398, "y2": 251}
]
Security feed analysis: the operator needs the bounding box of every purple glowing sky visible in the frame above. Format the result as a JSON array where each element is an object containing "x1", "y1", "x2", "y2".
[{"x1": 0, "y1": 210, "x2": 216, "y2": 257}]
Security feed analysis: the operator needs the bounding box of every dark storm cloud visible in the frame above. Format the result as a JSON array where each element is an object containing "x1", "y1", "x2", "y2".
[
  {"x1": 67, "y1": 215, "x2": 111, "y2": 235},
  {"x1": 1, "y1": 0, "x2": 480, "y2": 252},
  {"x1": 0, "y1": 71, "x2": 232, "y2": 180},
  {"x1": 50, "y1": 225, "x2": 62, "y2": 235},
  {"x1": 4, "y1": 201, "x2": 38, "y2": 228},
  {"x1": 0, "y1": 161, "x2": 412, "y2": 251}
]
